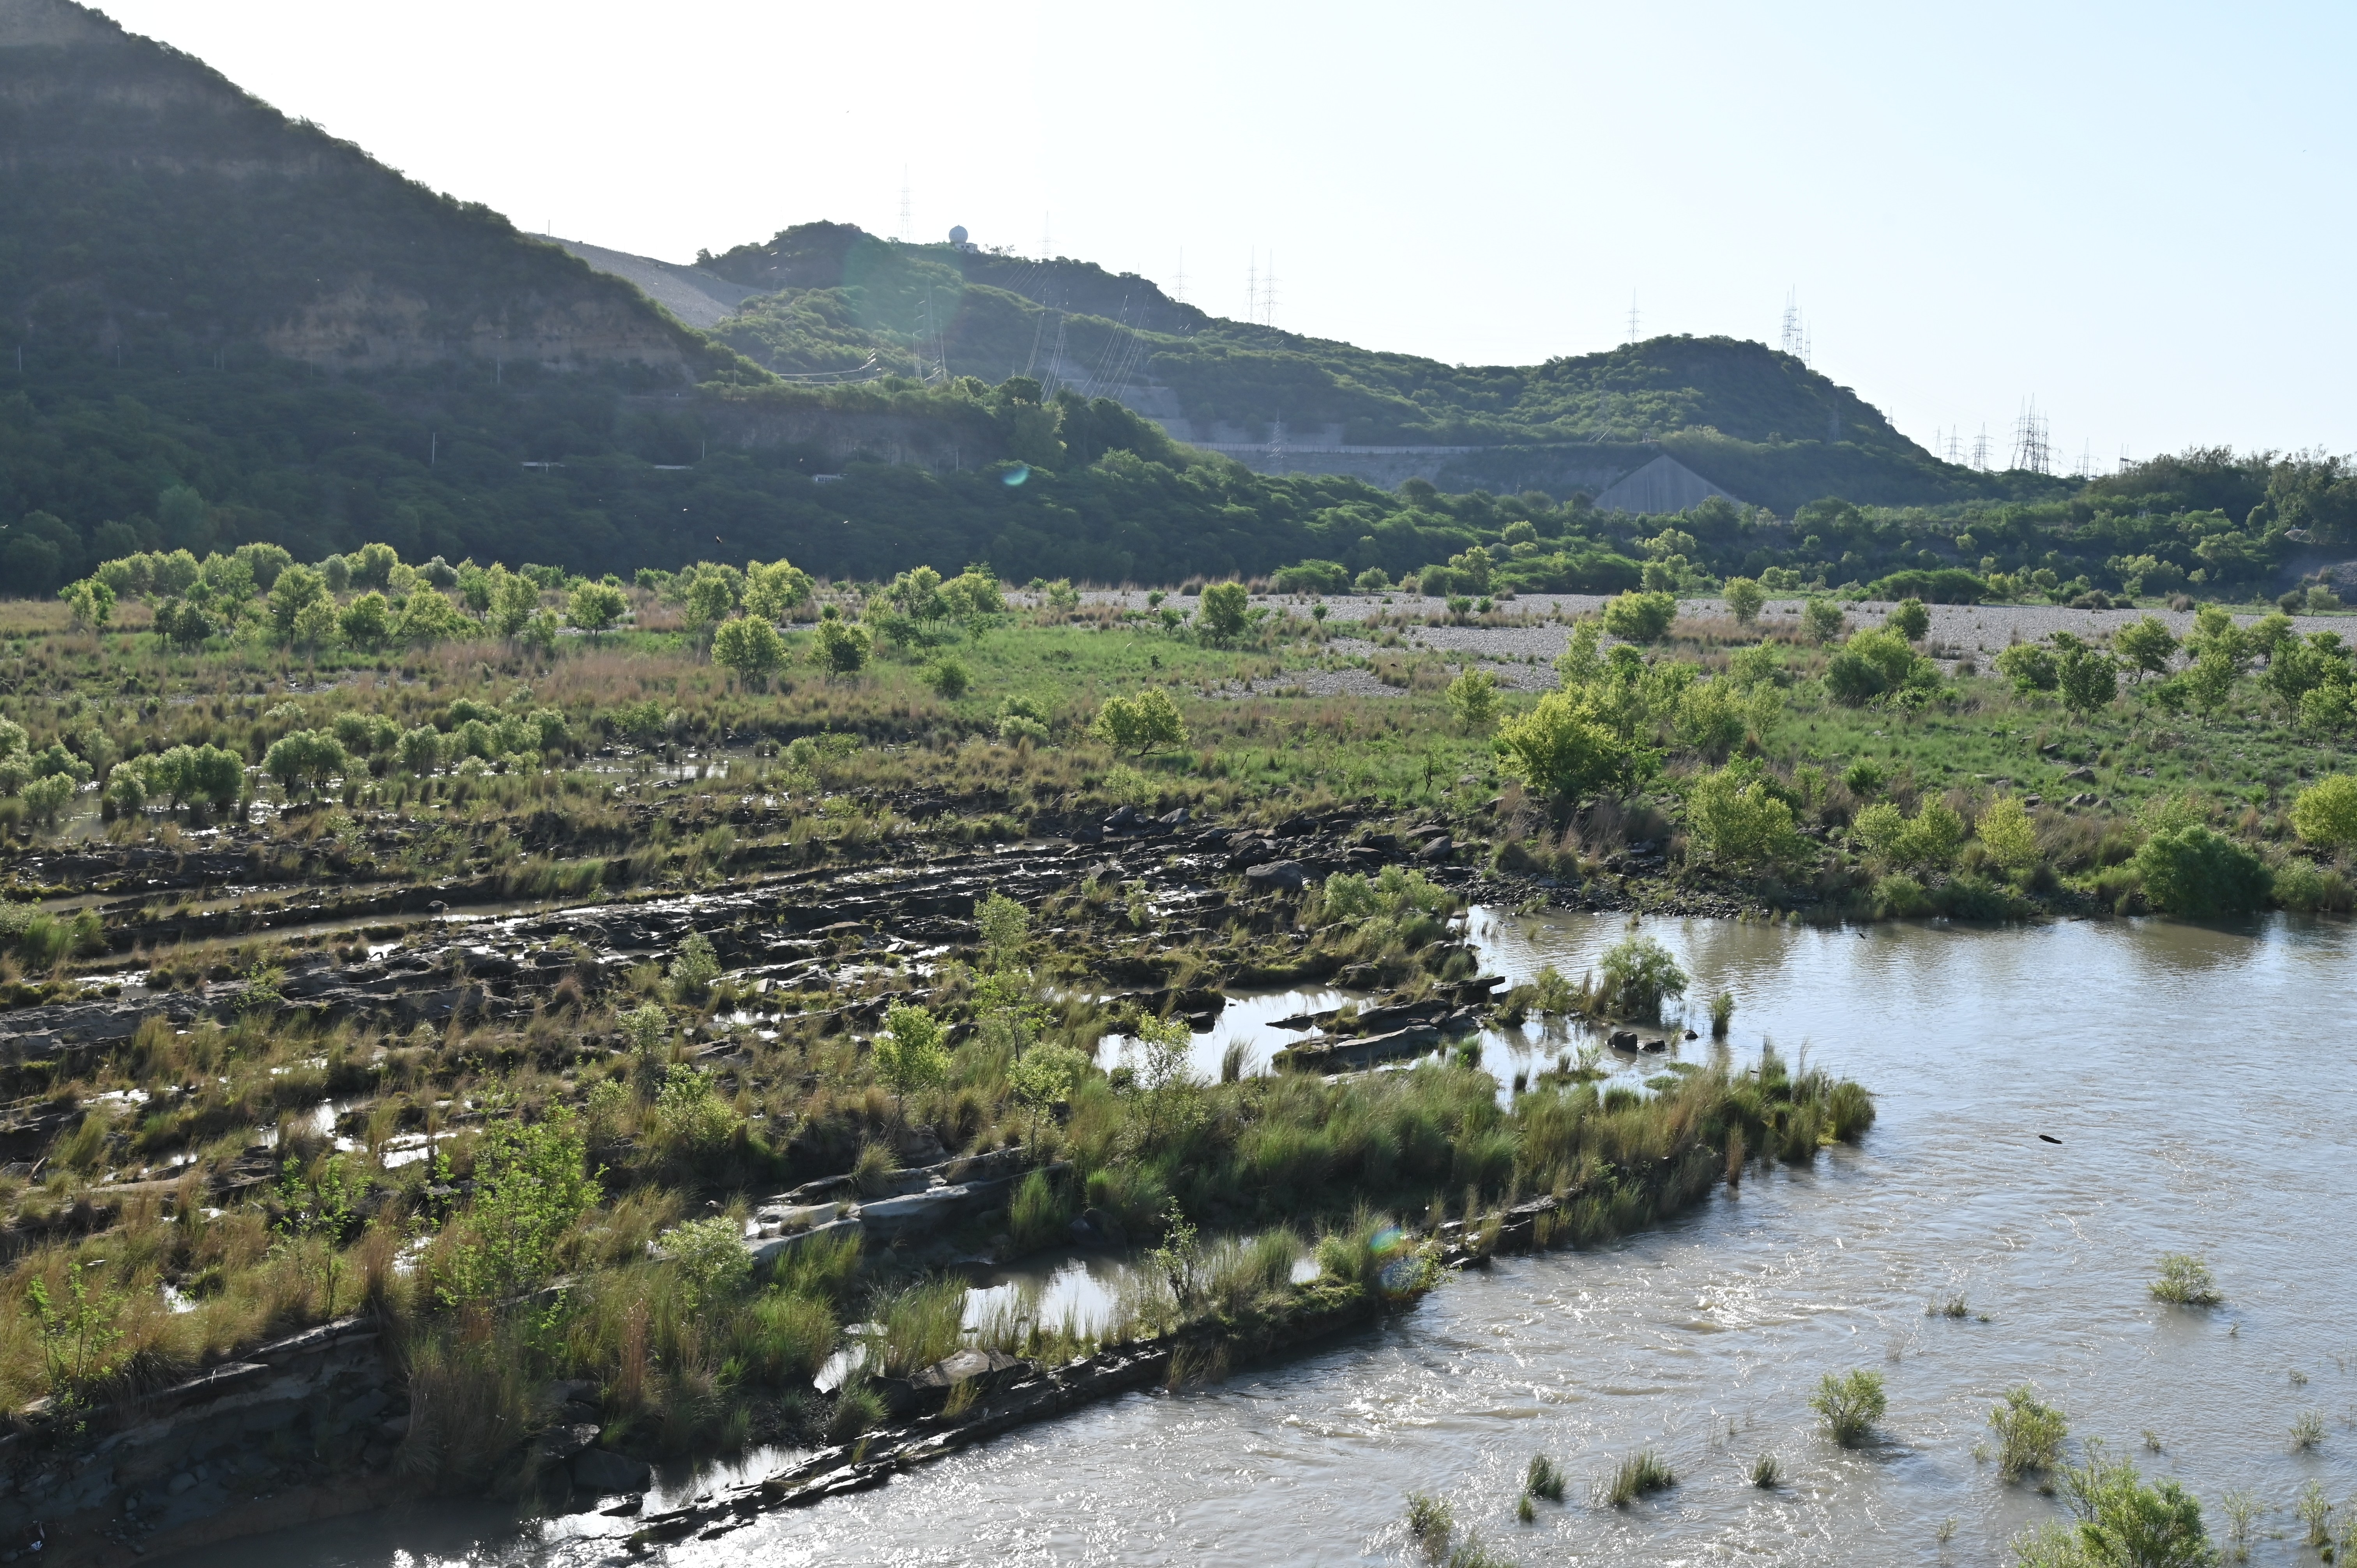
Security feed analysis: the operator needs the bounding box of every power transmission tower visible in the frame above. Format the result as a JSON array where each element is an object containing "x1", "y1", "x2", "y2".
[
  {"x1": 1247, "y1": 252, "x2": 1258, "y2": 325},
  {"x1": 1627, "y1": 292, "x2": 1640, "y2": 345},
  {"x1": 1971, "y1": 425, "x2": 1990, "y2": 471},
  {"x1": 2010, "y1": 400, "x2": 2052, "y2": 474},
  {"x1": 1174, "y1": 247, "x2": 1186, "y2": 305},
  {"x1": 898, "y1": 168, "x2": 911, "y2": 243},
  {"x1": 1781, "y1": 289, "x2": 1808, "y2": 363},
  {"x1": 1262, "y1": 253, "x2": 1276, "y2": 327},
  {"x1": 1041, "y1": 213, "x2": 1051, "y2": 258}
]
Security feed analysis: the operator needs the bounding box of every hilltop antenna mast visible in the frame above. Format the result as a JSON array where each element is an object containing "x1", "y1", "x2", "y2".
[
  {"x1": 1174, "y1": 247, "x2": 1186, "y2": 305},
  {"x1": 1627, "y1": 292, "x2": 1640, "y2": 345},
  {"x1": 898, "y1": 168, "x2": 912, "y2": 243}
]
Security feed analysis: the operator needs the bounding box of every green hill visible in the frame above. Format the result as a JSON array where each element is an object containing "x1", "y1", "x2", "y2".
[{"x1": 0, "y1": 3, "x2": 2330, "y2": 604}]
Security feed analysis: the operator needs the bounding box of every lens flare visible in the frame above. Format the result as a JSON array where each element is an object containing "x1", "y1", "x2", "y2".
[{"x1": 1002, "y1": 463, "x2": 1030, "y2": 486}]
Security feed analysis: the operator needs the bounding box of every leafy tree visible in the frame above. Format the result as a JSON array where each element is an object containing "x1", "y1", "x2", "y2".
[
  {"x1": 1008, "y1": 1043, "x2": 1083, "y2": 1145},
  {"x1": 743, "y1": 557, "x2": 815, "y2": 621},
  {"x1": 1493, "y1": 687, "x2": 1631, "y2": 801},
  {"x1": 1975, "y1": 794, "x2": 2042, "y2": 874},
  {"x1": 1092, "y1": 687, "x2": 1187, "y2": 755},
  {"x1": 289, "y1": 595, "x2": 338, "y2": 651},
  {"x1": 1198, "y1": 581, "x2": 1250, "y2": 643},
  {"x1": 567, "y1": 580, "x2": 629, "y2": 637},
  {"x1": 921, "y1": 655, "x2": 970, "y2": 698},
  {"x1": 1800, "y1": 598, "x2": 1848, "y2": 645},
  {"x1": 338, "y1": 591, "x2": 392, "y2": 648},
  {"x1": 2010, "y1": 1446, "x2": 2214, "y2": 1568},
  {"x1": 1811, "y1": 1368, "x2": 1887, "y2": 1447},
  {"x1": 484, "y1": 564, "x2": 541, "y2": 637},
  {"x1": 2052, "y1": 632, "x2": 2118, "y2": 715},
  {"x1": 441, "y1": 1107, "x2": 598, "y2": 1305},
  {"x1": 61, "y1": 577, "x2": 115, "y2": 628},
  {"x1": 1852, "y1": 798, "x2": 1966, "y2": 872},
  {"x1": 874, "y1": 1003, "x2": 949, "y2": 1105},
  {"x1": 1826, "y1": 627, "x2": 1937, "y2": 706},
  {"x1": 1683, "y1": 766, "x2": 1808, "y2": 871},
  {"x1": 812, "y1": 613, "x2": 872, "y2": 675},
  {"x1": 397, "y1": 726, "x2": 442, "y2": 775},
  {"x1": 351, "y1": 541, "x2": 400, "y2": 591},
  {"x1": 267, "y1": 564, "x2": 328, "y2": 638},
  {"x1": 1444, "y1": 667, "x2": 1501, "y2": 731},
  {"x1": 1597, "y1": 932, "x2": 1686, "y2": 1021},
  {"x1": 2290, "y1": 773, "x2": 2357, "y2": 849},
  {"x1": 396, "y1": 588, "x2": 471, "y2": 646},
  {"x1": 21, "y1": 772, "x2": 73, "y2": 829},
  {"x1": 684, "y1": 570, "x2": 738, "y2": 639},
  {"x1": 263, "y1": 730, "x2": 348, "y2": 797},
  {"x1": 711, "y1": 614, "x2": 786, "y2": 685},
  {"x1": 1996, "y1": 641, "x2": 2060, "y2": 694},
  {"x1": 275, "y1": 1154, "x2": 361, "y2": 1318},
  {"x1": 2113, "y1": 615, "x2": 2179, "y2": 678},
  {"x1": 1601, "y1": 589, "x2": 1677, "y2": 643},
  {"x1": 1723, "y1": 576, "x2": 1766, "y2": 625},
  {"x1": 2133, "y1": 825, "x2": 2270, "y2": 917},
  {"x1": 1883, "y1": 597, "x2": 1930, "y2": 641}
]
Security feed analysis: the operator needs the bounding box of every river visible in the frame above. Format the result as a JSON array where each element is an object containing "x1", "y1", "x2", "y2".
[{"x1": 180, "y1": 911, "x2": 2357, "y2": 1566}]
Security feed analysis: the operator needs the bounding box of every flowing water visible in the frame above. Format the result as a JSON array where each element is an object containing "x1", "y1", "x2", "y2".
[{"x1": 187, "y1": 912, "x2": 2357, "y2": 1566}]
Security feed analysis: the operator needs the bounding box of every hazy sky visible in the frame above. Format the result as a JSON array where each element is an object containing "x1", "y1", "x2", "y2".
[{"x1": 102, "y1": 0, "x2": 2357, "y2": 469}]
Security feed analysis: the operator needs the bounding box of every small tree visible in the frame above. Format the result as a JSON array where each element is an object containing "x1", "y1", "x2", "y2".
[
  {"x1": 812, "y1": 614, "x2": 872, "y2": 675},
  {"x1": 874, "y1": 1003, "x2": 949, "y2": 1107},
  {"x1": 1444, "y1": 666, "x2": 1502, "y2": 731},
  {"x1": 1092, "y1": 687, "x2": 1187, "y2": 755},
  {"x1": 1198, "y1": 581, "x2": 1250, "y2": 642},
  {"x1": 1493, "y1": 687, "x2": 1630, "y2": 802},
  {"x1": 2114, "y1": 615, "x2": 2180, "y2": 678},
  {"x1": 2133, "y1": 826, "x2": 2270, "y2": 917},
  {"x1": 922, "y1": 655, "x2": 971, "y2": 698},
  {"x1": 1597, "y1": 932, "x2": 1686, "y2": 1020},
  {"x1": 711, "y1": 614, "x2": 786, "y2": 686},
  {"x1": 2053, "y1": 632, "x2": 2118, "y2": 716},
  {"x1": 1975, "y1": 794, "x2": 2041, "y2": 876},
  {"x1": 1810, "y1": 1368, "x2": 1887, "y2": 1446},
  {"x1": 1800, "y1": 598, "x2": 1848, "y2": 645},
  {"x1": 1723, "y1": 577, "x2": 1766, "y2": 625},
  {"x1": 1008, "y1": 1043, "x2": 1081, "y2": 1146},
  {"x1": 974, "y1": 891, "x2": 1030, "y2": 968},
  {"x1": 1601, "y1": 589, "x2": 1677, "y2": 643},
  {"x1": 2290, "y1": 773, "x2": 2357, "y2": 850},
  {"x1": 567, "y1": 580, "x2": 629, "y2": 638},
  {"x1": 1885, "y1": 597, "x2": 1930, "y2": 642}
]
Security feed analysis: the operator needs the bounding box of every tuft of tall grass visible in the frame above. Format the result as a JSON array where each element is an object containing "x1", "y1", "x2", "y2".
[
  {"x1": 1524, "y1": 1452, "x2": 1565, "y2": 1502},
  {"x1": 1008, "y1": 1168, "x2": 1072, "y2": 1252},
  {"x1": 1595, "y1": 1449, "x2": 1675, "y2": 1506},
  {"x1": 1405, "y1": 1492, "x2": 1454, "y2": 1557},
  {"x1": 2289, "y1": 1409, "x2": 2325, "y2": 1451},
  {"x1": 399, "y1": 1315, "x2": 539, "y2": 1487},
  {"x1": 728, "y1": 1289, "x2": 839, "y2": 1386},
  {"x1": 871, "y1": 1277, "x2": 968, "y2": 1378},
  {"x1": 1749, "y1": 1451, "x2": 1781, "y2": 1488}
]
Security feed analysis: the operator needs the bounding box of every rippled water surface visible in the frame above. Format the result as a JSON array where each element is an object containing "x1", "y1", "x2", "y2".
[{"x1": 192, "y1": 913, "x2": 2357, "y2": 1566}]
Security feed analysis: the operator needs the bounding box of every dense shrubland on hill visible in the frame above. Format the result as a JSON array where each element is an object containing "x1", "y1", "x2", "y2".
[{"x1": 5, "y1": 0, "x2": 2357, "y2": 611}]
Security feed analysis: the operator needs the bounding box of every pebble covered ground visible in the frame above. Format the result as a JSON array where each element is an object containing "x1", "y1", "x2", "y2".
[{"x1": 1056, "y1": 588, "x2": 2356, "y2": 694}]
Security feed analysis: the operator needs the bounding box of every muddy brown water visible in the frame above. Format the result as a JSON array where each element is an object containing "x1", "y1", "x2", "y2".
[{"x1": 175, "y1": 912, "x2": 2357, "y2": 1566}]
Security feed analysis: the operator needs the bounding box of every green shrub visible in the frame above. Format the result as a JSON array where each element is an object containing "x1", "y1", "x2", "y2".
[
  {"x1": 1990, "y1": 1384, "x2": 2068, "y2": 1478},
  {"x1": 2132, "y1": 826, "x2": 2270, "y2": 918},
  {"x1": 1810, "y1": 1368, "x2": 1886, "y2": 1446},
  {"x1": 1008, "y1": 1168, "x2": 1071, "y2": 1252},
  {"x1": 2148, "y1": 1254, "x2": 2222, "y2": 1306},
  {"x1": 2272, "y1": 856, "x2": 2352, "y2": 913},
  {"x1": 1601, "y1": 590, "x2": 1677, "y2": 643}
]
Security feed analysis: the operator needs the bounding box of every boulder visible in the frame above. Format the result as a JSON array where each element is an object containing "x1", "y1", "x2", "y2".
[
  {"x1": 571, "y1": 1448, "x2": 653, "y2": 1495},
  {"x1": 1243, "y1": 860, "x2": 1307, "y2": 894},
  {"x1": 1417, "y1": 836, "x2": 1453, "y2": 860},
  {"x1": 536, "y1": 1423, "x2": 600, "y2": 1462},
  {"x1": 1608, "y1": 1030, "x2": 1639, "y2": 1051}
]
